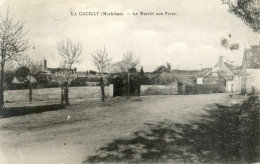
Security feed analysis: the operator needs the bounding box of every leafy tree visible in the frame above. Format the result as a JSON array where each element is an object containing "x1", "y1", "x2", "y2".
[
  {"x1": 33, "y1": 72, "x2": 48, "y2": 86},
  {"x1": 0, "y1": 10, "x2": 29, "y2": 112},
  {"x1": 15, "y1": 66, "x2": 30, "y2": 77},
  {"x1": 153, "y1": 62, "x2": 171, "y2": 73},
  {"x1": 4, "y1": 71, "x2": 15, "y2": 84},
  {"x1": 89, "y1": 70, "x2": 97, "y2": 74},
  {"x1": 129, "y1": 67, "x2": 137, "y2": 73},
  {"x1": 222, "y1": 0, "x2": 260, "y2": 32}
]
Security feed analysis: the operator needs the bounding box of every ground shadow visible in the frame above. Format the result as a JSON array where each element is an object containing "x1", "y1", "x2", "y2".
[
  {"x1": 85, "y1": 96, "x2": 259, "y2": 163},
  {"x1": 0, "y1": 104, "x2": 65, "y2": 118}
]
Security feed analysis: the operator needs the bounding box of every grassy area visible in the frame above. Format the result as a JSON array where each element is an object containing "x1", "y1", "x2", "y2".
[{"x1": 86, "y1": 96, "x2": 260, "y2": 163}]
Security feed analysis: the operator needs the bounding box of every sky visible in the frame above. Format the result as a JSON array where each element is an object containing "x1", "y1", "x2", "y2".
[{"x1": 0, "y1": 0, "x2": 260, "y2": 72}]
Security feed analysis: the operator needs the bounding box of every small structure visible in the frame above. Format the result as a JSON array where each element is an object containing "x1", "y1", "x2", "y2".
[
  {"x1": 85, "y1": 75, "x2": 109, "y2": 86},
  {"x1": 12, "y1": 76, "x2": 37, "y2": 84},
  {"x1": 74, "y1": 71, "x2": 87, "y2": 78},
  {"x1": 11, "y1": 77, "x2": 28, "y2": 84}
]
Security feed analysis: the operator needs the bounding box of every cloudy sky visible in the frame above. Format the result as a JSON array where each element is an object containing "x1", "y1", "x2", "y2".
[{"x1": 1, "y1": 0, "x2": 260, "y2": 72}]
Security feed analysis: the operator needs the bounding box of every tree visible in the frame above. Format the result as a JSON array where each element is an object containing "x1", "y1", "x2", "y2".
[
  {"x1": 116, "y1": 51, "x2": 140, "y2": 73},
  {"x1": 222, "y1": 0, "x2": 260, "y2": 32},
  {"x1": 140, "y1": 66, "x2": 144, "y2": 75},
  {"x1": 0, "y1": 10, "x2": 29, "y2": 112},
  {"x1": 15, "y1": 66, "x2": 30, "y2": 77},
  {"x1": 89, "y1": 70, "x2": 97, "y2": 74},
  {"x1": 115, "y1": 51, "x2": 140, "y2": 96},
  {"x1": 16, "y1": 55, "x2": 43, "y2": 104},
  {"x1": 57, "y1": 38, "x2": 82, "y2": 105},
  {"x1": 153, "y1": 62, "x2": 171, "y2": 73},
  {"x1": 16, "y1": 55, "x2": 42, "y2": 73},
  {"x1": 92, "y1": 47, "x2": 112, "y2": 101}
]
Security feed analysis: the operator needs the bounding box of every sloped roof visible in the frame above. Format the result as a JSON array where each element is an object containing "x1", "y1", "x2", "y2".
[
  {"x1": 223, "y1": 62, "x2": 242, "y2": 75},
  {"x1": 152, "y1": 72, "x2": 195, "y2": 85},
  {"x1": 26, "y1": 75, "x2": 37, "y2": 83},
  {"x1": 47, "y1": 68, "x2": 74, "y2": 73},
  {"x1": 12, "y1": 77, "x2": 28, "y2": 84},
  {"x1": 171, "y1": 68, "x2": 211, "y2": 78},
  {"x1": 86, "y1": 76, "x2": 109, "y2": 83},
  {"x1": 86, "y1": 76, "x2": 100, "y2": 82},
  {"x1": 74, "y1": 71, "x2": 87, "y2": 75},
  {"x1": 224, "y1": 62, "x2": 240, "y2": 70}
]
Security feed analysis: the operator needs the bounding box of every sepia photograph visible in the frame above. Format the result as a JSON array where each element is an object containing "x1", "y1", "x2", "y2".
[{"x1": 0, "y1": 0, "x2": 259, "y2": 163}]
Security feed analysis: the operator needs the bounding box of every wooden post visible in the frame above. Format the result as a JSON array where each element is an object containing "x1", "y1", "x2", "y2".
[
  {"x1": 64, "y1": 83, "x2": 69, "y2": 105},
  {"x1": 29, "y1": 82, "x2": 32, "y2": 104},
  {"x1": 60, "y1": 84, "x2": 64, "y2": 105},
  {"x1": 127, "y1": 72, "x2": 130, "y2": 97}
]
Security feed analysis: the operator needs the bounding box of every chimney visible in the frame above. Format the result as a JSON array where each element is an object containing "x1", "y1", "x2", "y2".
[
  {"x1": 219, "y1": 56, "x2": 224, "y2": 63},
  {"x1": 43, "y1": 59, "x2": 47, "y2": 69}
]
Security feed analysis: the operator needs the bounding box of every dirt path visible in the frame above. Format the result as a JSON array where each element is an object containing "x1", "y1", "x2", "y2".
[{"x1": 0, "y1": 94, "x2": 245, "y2": 164}]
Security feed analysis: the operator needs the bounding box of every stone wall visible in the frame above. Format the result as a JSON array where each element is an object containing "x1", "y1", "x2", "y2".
[
  {"x1": 4, "y1": 85, "x2": 114, "y2": 103},
  {"x1": 140, "y1": 85, "x2": 178, "y2": 96}
]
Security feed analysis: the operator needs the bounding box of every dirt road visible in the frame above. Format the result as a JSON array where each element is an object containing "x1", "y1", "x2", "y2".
[{"x1": 0, "y1": 94, "x2": 245, "y2": 164}]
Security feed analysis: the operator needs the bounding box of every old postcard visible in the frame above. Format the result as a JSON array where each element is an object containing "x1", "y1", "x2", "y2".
[{"x1": 0, "y1": 0, "x2": 259, "y2": 163}]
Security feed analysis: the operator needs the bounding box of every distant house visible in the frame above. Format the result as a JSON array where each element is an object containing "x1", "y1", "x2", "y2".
[
  {"x1": 26, "y1": 75, "x2": 37, "y2": 84},
  {"x1": 242, "y1": 44, "x2": 260, "y2": 94},
  {"x1": 41, "y1": 59, "x2": 80, "y2": 85},
  {"x1": 12, "y1": 77, "x2": 28, "y2": 84},
  {"x1": 150, "y1": 71, "x2": 196, "y2": 94},
  {"x1": 149, "y1": 57, "x2": 242, "y2": 95},
  {"x1": 12, "y1": 76, "x2": 37, "y2": 84},
  {"x1": 85, "y1": 75, "x2": 110, "y2": 86},
  {"x1": 205, "y1": 56, "x2": 242, "y2": 93},
  {"x1": 74, "y1": 71, "x2": 87, "y2": 78}
]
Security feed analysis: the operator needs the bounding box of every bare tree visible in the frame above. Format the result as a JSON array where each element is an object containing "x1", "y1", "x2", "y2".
[
  {"x1": 57, "y1": 38, "x2": 82, "y2": 105},
  {"x1": 114, "y1": 51, "x2": 140, "y2": 73},
  {"x1": 116, "y1": 51, "x2": 140, "y2": 96},
  {"x1": 92, "y1": 47, "x2": 112, "y2": 101},
  {"x1": 0, "y1": 10, "x2": 29, "y2": 113},
  {"x1": 16, "y1": 55, "x2": 42, "y2": 104},
  {"x1": 4, "y1": 60, "x2": 15, "y2": 72},
  {"x1": 16, "y1": 55, "x2": 42, "y2": 73}
]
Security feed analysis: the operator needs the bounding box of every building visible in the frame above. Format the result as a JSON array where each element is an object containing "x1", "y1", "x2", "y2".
[
  {"x1": 204, "y1": 56, "x2": 242, "y2": 93},
  {"x1": 41, "y1": 59, "x2": 77, "y2": 84},
  {"x1": 241, "y1": 44, "x2": 260, "y2": 94},
  {"x1": 12, "y1": 76, "x2": 37, "y2": 84}
]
